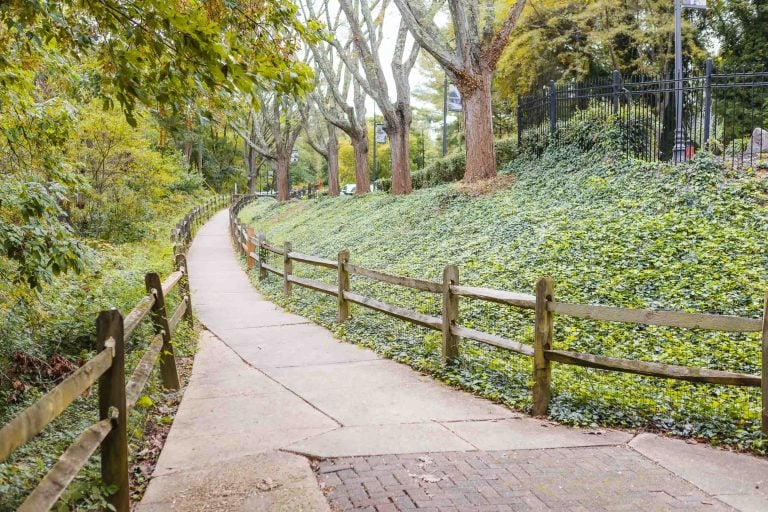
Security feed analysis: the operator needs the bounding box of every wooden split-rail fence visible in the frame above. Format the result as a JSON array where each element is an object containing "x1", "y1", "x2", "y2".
[
  {"x1": 0, "y1": 198, "x2": 226, "y2": 512},
  {"x1": 171, "y1": 195, "x2": 229, "y2": 253},
  {"x1": 230, "y1": 195, "x2": 768, "y2": 433}
]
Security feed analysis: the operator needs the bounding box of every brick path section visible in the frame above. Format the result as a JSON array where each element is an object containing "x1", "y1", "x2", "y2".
[{"x1": 317, "y1": 447, "x2": 733, "y2": 512}]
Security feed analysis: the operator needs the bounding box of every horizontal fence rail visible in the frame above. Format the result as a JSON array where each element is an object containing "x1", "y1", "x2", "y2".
[
  {"x1": 230, "y1": 196, "x2": 768, "y2": 434},
  {"x1": 1, "y1": 198, "x2": 226, "y2": 512}
]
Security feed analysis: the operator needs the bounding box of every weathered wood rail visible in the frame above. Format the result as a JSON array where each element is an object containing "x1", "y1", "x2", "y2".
[
  {"x1": 171, "y1": 195, "x2": 229, "y2": 254},
  {"x1": 230, "y1": 198, "x2": 768, "y2": 433},
  {"x1": 0, "y1": 198, "x2": 226, "y2": 512}
]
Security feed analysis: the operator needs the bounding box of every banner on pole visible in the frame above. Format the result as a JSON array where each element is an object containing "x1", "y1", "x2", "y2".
[
  {"x1": 682, "y1": 0, "x2": 706, "y2": 8},
  {"x1": 448, "y1": 85, "x2": 462, "y2": 112},
  {"x1": 375, "y1": 124, "x2": 387, "y2": 144}
]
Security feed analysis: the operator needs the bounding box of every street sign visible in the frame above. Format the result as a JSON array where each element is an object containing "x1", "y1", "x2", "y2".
[
  {"x1": 682, "y1": 0, "x2": 706, "y2": 8},
  {"x1": 375, "y1": 124, "x2": 387, "y2": 144},
  {"x1": 448, "y1": 85, "x2": 462, "y2": 112}
]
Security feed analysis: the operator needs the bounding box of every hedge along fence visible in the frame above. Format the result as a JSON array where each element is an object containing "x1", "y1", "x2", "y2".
[
  {"x1": 230, "y1": 202, "x2": 768, "y2": 433},
  {"x1": 0, "y1": 199, "x2": 225, "y2": 512}
]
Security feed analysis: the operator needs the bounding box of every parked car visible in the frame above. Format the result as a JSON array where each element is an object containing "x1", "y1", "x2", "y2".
[{"x1": 342, "y1": 183, "x2": 377, "y2": 195}]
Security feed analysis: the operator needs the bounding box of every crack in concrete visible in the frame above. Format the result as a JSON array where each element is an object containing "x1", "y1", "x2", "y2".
[
  {"x1": 204, "y1": 327, "x2": 346, "y2": 428},
  {"x1": 265, "y1": 357, "x2": 382, "y2": 369},
  {"x1": 436, "y1": 420, "x2": 481, "y2": 451},
  {"x1": 212, "y1": 321, "x2": 313, "y2": 331}
]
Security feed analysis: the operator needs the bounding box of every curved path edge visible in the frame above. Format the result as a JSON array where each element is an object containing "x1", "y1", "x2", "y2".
[{"x1": 137, "y1": 210, "x2": 768, "y2": 511}]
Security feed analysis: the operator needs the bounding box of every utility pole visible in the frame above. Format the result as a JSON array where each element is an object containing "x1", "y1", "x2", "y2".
[
  {"x1": 372, "y1": 102, "x2": 377, "y2": 186},
  {"x1": 442, "y1": 73, "x2": 448, "y2": 157},
  {"x1": 421, "y1": 128, "x2": 425, "y2": 169}
]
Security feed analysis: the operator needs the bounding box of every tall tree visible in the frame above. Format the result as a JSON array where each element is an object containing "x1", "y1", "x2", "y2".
[
  {"x1": 710, "y1": 0, "x2": 768, "y2": 69},
  {"x1": 0, "y1": 0, "x2": 318, "y2": 286},
  {"x1": 394, "y1": 0, "x2": 527, "y2": 182},
  {"x1": 242, "y1": 111, "x2": 266, "y2": 194},
  {"x1": 302, "y1": 0, "x2": 371, "y2": 195},
  {"x1": 235, "y1": 95, "x2": 306, "y2": 201},
  {"x1": 304, "y1": 105, "x2": 342, "y2": 196},
  {"x1": 496, "y1": 0, "x2": 707, "y2": 98},
  {"x1": 335, "y1": 0, "x2": 421, "y2": 195}
]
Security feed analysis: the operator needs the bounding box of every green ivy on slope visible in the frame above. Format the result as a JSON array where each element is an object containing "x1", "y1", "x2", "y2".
[{"x1": 240, "y1": 147, "x2": 768, "y2": 453}]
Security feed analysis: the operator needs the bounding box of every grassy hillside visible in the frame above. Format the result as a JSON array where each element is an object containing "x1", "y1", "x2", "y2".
[{"x1": 239, "y1": 145, "x2": 768, "y2": 452}]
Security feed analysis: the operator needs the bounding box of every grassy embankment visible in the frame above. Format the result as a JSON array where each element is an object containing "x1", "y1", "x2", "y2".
[{"x1": 240, "y1": 145, "x2": 768, "y2": 453}]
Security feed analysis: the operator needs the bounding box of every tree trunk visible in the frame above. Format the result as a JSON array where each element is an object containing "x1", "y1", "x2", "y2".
[
  {"x1": 351, "y1": 132, "x2": 371, "y2": 195},
  {"x1": 197, "y1": 138, "x2": 204, "y2": 172},
  {"x1": 461, "y1": 72, "x2": 497, "y2": 182},
  {"x1": 327, "y1": 126, "x2": 340, "y2": 197},
  {"x1": 387, "y1": 121, "x2": 413, "y2": 195},
  {"x1": 244, "y1": 142, "x2": 257, "y2": 194},
  {"x1": 183, "y1": 141, "x2": 193, "y2": 166},
  {"x1": 248, "y1": 170, "x2": 258, "y2": 194},
  {"x1": 276, "y1": 155, "x2": 290, "y2": 201}
]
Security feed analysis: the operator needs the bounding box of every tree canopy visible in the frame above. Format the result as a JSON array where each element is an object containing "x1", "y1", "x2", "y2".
[{"x1": 0, "y1": 0, "x2": 319, "y2": 288}]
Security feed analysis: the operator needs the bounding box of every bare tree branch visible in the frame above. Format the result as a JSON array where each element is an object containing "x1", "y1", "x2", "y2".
[
  {"x1": 391, "y1": 0, "x2": 460, "y2": 73},
  {"x1": 482, "y1": 0, "x2": 526, "y2": 68}
]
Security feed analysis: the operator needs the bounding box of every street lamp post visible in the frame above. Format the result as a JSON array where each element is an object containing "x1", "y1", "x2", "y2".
[
  {"x1": 673, "y1": 0, "x2": 707, "y2": 164},
  {"x1": 672, "y1": 0, "x2": 686, "y2": 164}
]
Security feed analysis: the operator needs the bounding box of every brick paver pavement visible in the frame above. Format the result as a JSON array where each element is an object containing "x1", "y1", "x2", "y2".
[{"x1": 317, "y1": 446, "x2": 733, "y2": 512}]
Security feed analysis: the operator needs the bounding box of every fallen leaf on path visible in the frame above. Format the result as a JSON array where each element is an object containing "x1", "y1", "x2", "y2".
[
  {"x1": 409, "y1": 473, "x2": 443, "y2": 483},
  {"x1": 255, "y1": 478, "x2": 281, "y2": 491}
]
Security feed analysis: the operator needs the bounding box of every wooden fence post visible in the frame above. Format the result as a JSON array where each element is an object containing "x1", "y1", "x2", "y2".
[
  {"x1": 145, "y1": 273, "x2": 180, "y2": 390},
  {"x1": 96, "y1": 309, "x2": 129, "y2": 512},
  {"x1": 246, "y1": 228, "x2": 255, "y2": 269},
  {"x1": 283, "y1": 242, "x2": 293, "y2": 298},
  {"x1": 175, "y1": 253, "x2": 194, "y2": 325},
  {"x1": 337, "y1": 250, "x2": 350, "y2": 322},
  {"x1": 442, "y1": 265, "x2": 460, "y2": 363},
  {"x1": 761, "y1": 290, "x2": 768, "y2": 434},
  {"x1": 258, "y1": 233, "x2": 267, "y2": 281},
  {"x1": 532, "y1": 277, "x2": 554, "y2": 417}
]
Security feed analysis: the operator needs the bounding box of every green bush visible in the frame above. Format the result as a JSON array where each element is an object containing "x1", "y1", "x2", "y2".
[
  {"x1": 0, "y1": 192, "x2": 208, "y2": 511},
  {"x1": 377, "y1": 137, "x2": 520, "y2": 191},
  {"x1": 240, "y1": 144, "x2": 768, "y2": 453},
  {"x1": 524, "y1": 105, "x2": 665, "y2": 160}
]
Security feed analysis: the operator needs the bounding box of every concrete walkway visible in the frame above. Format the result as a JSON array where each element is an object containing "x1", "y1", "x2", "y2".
[{"x1": 138, "y1": 210, "x2": 768, "y2": 511}]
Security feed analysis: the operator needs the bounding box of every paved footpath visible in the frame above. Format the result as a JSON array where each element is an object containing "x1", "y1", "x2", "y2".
[{"x1": 138, "y1": 210, "x2": 768, "y2": 511}]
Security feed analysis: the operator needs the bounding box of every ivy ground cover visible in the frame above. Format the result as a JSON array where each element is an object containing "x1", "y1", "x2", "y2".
[{"x1": 240, "y1": 146, "x2": 768, "y2": 453}]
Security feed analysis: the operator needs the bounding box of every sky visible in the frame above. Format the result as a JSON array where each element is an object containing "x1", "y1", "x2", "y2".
[{"x1": 306, "y1": 0, "x2": 445, "y2": 113}]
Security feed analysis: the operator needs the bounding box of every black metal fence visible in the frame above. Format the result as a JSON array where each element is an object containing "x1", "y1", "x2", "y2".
[{"x1": 517, "y1": 59, "x2": 768, "y2": 167}]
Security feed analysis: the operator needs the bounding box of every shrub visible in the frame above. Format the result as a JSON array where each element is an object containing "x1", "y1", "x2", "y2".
[{"x1": 376, "y1": 137, "x2": 520, "y2": 192}]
